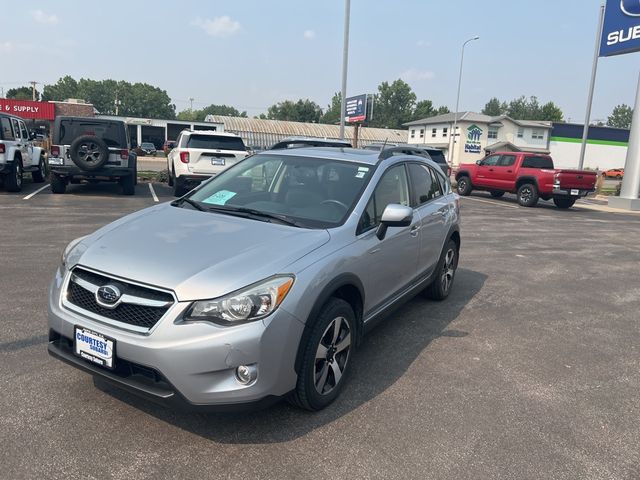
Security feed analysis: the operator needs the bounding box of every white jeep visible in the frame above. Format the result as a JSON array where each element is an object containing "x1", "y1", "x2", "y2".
[
  {"x1": 0, "y1": 113, "x2": 48, "y2": 192},
  {"x1": 167, "y1": 129, "x2": 248, "y2": 196}
]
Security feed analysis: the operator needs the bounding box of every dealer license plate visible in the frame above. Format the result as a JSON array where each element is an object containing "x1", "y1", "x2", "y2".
[
  {"x1": 211, "y1": 158, "x2": 225, "y2": 166},
  {"x1": 571, "y1": 189, "x2": 580, "y2": 196},
  {"x1": 74, "y1": 326, "x2": 115, "y2": 369}
]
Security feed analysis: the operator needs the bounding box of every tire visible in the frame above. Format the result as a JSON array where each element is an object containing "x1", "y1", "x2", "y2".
[
  {"x1": 616, "y1": 174, "x2": 622, "y2": 179},
  {"x1": 69, "y1": 135, "x2": 109, "y2": 171},
  {"x1": 32, "y1": 157, "x2": 47, "y2": 183},
  {"x1": 490, "y1": 191, "x2": 505, "y2": 198},
  {"x1": 50, "y1": 174, "x2": 67, "y2": 194},
  {"x1": 553, "y1": 197, "x2": 576, "y2": 209},
  {"x1": 289, "y1": 298, "x2": 355, "y2": 411},
  {"x1": 173, "y1": 176, "x2": 188, "y2": 197},
  {"x1": 168, "y1": 166, "x2": 174, "y2": 186},
  {"x1": 4, "y1": 160, "x2": 23, "y2": 192},
  {"x1": 517, "y1": 183, "x2": 539, "y2": 207},
  {"x1": 120, "y1": 174, "x2": 135, "y2": 195},
  {"x1": 423, "y1": 239, "x2": 459, "y2": 301},
  {"x1": 456, "y1": 176, "x2": 472, "y2": 196}
]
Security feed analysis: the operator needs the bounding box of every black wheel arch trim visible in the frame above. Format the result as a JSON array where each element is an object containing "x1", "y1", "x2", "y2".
[
  {"x1": 516, "y1": 176, "x2": 539, "y2": 190},
  {"x1": 293, "y1": 273, "x2": 365, "y2": 374},
  {"x1": 455, "y1": 170, "x2": 471, "y2": 181}
]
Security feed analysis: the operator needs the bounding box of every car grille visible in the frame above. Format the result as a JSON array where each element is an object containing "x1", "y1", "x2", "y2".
[{"x1": 65, "y1": 267, "x2": 175, "y2": 331}]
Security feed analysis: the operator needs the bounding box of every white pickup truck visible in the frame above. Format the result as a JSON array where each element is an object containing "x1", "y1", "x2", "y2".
[{"x1": 0, "y1": 113, "x2": 48, "y2": 192}]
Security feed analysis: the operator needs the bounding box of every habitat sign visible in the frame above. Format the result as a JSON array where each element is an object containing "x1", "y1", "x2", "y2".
[
  {"x1": 464, "y1": 124, "x2": 483, "y2": 153},
  {"x1": 600, "y1": 0, "x2": 640, "y2": 57}
]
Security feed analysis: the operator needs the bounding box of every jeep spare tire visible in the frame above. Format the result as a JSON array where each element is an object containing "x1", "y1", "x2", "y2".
[{"x1": 69, "y1": 135, "x2": 109, "y2": 171}]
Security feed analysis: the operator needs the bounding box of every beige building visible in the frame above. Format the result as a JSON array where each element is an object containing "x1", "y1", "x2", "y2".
[{"x1": 404, "y1": 112, "x2": 552, "y2": 165}]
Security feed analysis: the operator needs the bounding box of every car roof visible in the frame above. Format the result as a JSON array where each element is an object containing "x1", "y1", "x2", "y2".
[
  {"x1": 259, "y1": 146, "x2": 434, "y2": 166},
  {"x1": 181, "y1": 129, "x2": 240, "y2": 138},
  {"x1": 270, "y1": 136, "x2": 352, "y2": 149},
  {"x1": 0, "y1": 112, "x2": 25, "y2": 121}
]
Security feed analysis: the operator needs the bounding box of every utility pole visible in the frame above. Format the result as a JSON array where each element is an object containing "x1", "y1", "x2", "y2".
[
  {"x1": 339, "y1": 0, "x2": 351, "y2": 139},
  {"x1": 29, "y1": 81, "x2": 38, "y2": 101},
  {"x1": 114, "y1": 90, "x2": 121, "y2": 116},
  {"x1": 189, "y1": 97, "x2": 194, "y2": 111},
  {"x1": 450, "y1": 36, "x2": 479, "y2": 166}
]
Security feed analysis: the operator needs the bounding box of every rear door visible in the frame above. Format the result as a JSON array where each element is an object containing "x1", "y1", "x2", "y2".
[
  {"x1": 187, "y1": 134, "x2": 248, "y2": 175},
  {"x1": 408, "y1": 163, "x2": 450, "y2": 279}
]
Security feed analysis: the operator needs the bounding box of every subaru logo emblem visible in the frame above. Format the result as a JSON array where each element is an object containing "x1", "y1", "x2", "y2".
[
  {"x1": 621, "y1": 0, "x2": 640, "y2": 17},
  {"x1": 96, "y1": 285, "x2": 122, "y2": 308}
]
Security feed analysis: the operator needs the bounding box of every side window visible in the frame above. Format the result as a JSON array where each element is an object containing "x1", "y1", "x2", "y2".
[
  {"x1": 498, "y1": 155, "x2": 516, "y2": 167},
  {"x1": 360, "y1": 164, "x2": 410, "y2": 233},
  {"x1": 1, "y1": 118, "x2": 15, "y2": 140},
  {"x1": 429, "y1": 167, "x2": 444, "y2": 199},
  {"x1": 482, "y1": 155, "x2": 500, "y2": 166},
  {"x1": 20, "y1": 121, "x2": 29, "y2": 140},
  {"x1": 12, "y1": 119, "x2": 21, "y2": 140},
  {"x1": 408, "y1": 163, "x2": 444, "y2": 206}
]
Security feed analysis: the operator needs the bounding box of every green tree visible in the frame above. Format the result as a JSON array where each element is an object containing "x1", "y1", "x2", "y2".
[
  {"x1": 41, "y1": 76, "x2": 175, "y2": 119},
  {"x1": 320, "y1": 92, "x2": 342, "y2": 124},
  {"x1": 267, "y1": 99, "x2": 323, "y2": 123},
  {"x1": 436, "y1": 105, "x2": 450, "y2": 115},
  {"x1": 6, "y1": 86, "x2": 39, "y2": 101},
  {"x1": 370, "y1": 79, "x2": 416, "y2": 129},
  {"x1": 540, "y1": 102, "x2": 564, "y2": 122},
  {"x1": 607, "y1": 104, "x2": 633, "y2": 129},
  {"x1": 177, "y1": 104, "x2": 247, "y2": 122},
  {"x1": 482, "y1": 97, "x2": 507, "y2": 116},
  {"x1": 41, "y1": 75, "x2": 79, "y2": 101}
]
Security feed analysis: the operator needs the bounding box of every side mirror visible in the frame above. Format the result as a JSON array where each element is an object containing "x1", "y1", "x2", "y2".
[
  {"x1": 29, "y1": 131, "x2": 37, "y2": 140},
  {"x1": 476, "y1": 159, "x2": 483, "y2": 165},
  {"x1": 376, "y1": 204, "x2": 413, "y2": 240}
]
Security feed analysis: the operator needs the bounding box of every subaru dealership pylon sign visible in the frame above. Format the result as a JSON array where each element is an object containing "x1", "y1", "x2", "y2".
[
  {"x1": 600, "y1": 0, "x2": 640, "y2": 57},
  {"x1": 345, "y1": 94, "x2": 367, "y2": 123}
]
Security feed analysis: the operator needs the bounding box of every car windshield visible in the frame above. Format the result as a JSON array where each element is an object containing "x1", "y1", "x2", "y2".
[
  {"x1": 187, "y1": 153, "x2": 375, "y2": 228},
  {"x1": 186, "y1": 134, "x2": 246, "y2": 151}
]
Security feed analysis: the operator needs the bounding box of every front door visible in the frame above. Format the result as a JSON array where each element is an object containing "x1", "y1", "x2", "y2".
[
  {"x1": 493, "y1": 154, "x2": 518, "y2": 190},
  {"x1": 475, "y1": 154, "x2": 501, "y2": 189},
  {"x1": 357, "y1": 163, "x2": 420, "y2": 314}
]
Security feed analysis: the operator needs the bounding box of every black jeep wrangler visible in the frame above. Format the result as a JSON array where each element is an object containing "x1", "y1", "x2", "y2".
[{"x1": 49, "y1": 117, "x2": 137, "y2": 195}]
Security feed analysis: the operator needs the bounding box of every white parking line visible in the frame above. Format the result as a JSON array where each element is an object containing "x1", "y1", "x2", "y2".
[
  {"x1": 461, "y1": 196, "x2": 519, "y2": 209},
  {"x1": 23, "y1": 184, "x2": 50, "y2": 200},
  {"x1": 148, "y1": 183, "x2": 159, "y2": 202}
]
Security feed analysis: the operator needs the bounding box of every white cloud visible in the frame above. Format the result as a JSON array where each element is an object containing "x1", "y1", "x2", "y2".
[
  {"x1": 31, "y1": 10, "x2": 58, "y2": 24},
  {"x1": 192, "y1": 16, "x2": 241, "y2": 38},
  {"x1": 416, "y1": 40, "x2": 431, "y2": 47},
  {"x1": 303, "y1": 30, "x2": 316, "y2": 40},
  {"x1": 400, "y1": 69, "x2": 436, "y2": 81}
]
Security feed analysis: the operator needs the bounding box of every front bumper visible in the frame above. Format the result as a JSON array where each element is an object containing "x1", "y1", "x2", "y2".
[{"x1": 47, "y1": 267, "x2": 305, "y2": 409}]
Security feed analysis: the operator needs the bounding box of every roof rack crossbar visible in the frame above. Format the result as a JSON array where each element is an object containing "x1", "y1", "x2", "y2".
[{"x1": 377, "y1": 146, "x2": 430, "y2": 162}]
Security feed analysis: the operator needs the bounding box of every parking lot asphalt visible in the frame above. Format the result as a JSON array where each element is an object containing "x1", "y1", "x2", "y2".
[{"x1": 1, "y1": 183, "x2": 639, "y2": 480}]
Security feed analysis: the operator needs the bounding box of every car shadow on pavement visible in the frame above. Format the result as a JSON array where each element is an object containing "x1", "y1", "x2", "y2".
[{"x1": 96, "y1": 267, "x2": 487, "y2": 443}]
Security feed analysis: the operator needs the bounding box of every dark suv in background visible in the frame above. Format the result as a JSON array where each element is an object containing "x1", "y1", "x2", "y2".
[
  {"x1": 49, "y1": 117, "x2": 137, "y2": 195},
  {"x1": 364, "y1": 143, "x2": 452, "y2": 177}
]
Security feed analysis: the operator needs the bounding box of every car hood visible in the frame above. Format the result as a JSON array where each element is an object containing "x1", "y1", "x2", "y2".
[{"x1": 74, "y1": 203, "x2": 331, "y2": 301}]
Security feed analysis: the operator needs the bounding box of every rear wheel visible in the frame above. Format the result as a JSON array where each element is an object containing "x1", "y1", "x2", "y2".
[
  {"x1": 517, "y1": 183, "x2": 539, "y2": 207},
  {"x1": 173, "y1": 176, "x2": 188, "y2": 197},
  {"x1": 50, "y1": 174, "x2": 67, "y2": 194},
  {"x1": 168, "y1": 166, "x2": 174, "y2": 186},
  {"x1": 424, "y1": 239, "x2": 459, "y2": 301},
  {"x1": 289, "y1": 298, "x2": 355, "y2": 411},
  {"x1": 4, "y1": 160, "x2": 23, "y2": 192},
  {"x1": 120, "y1": 174, "x2": 135, "y2": 195},
  {"x1": 456, "y1": 176, "x2": 472, "y2": 196},
  {"x1": 490, "y1": 191, "x2": 504, "y2": 198},
  {"x1": 616, "y1": 174, "x2": 622, "y2": 179},
  {"x1": 553, "y1": 197, "x2": 576, "y2": 209}
]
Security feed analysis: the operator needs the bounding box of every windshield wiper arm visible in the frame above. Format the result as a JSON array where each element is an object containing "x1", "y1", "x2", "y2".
[
  {"x1": 202, "y1": 205, "x2": 302, "y2": 227},
  {"x1": 173, "y1": 198, "x2": 205, "y2": 211}
]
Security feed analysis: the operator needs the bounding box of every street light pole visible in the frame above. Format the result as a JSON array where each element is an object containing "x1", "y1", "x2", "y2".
[
  {"x1": 339, "y1": 0, "x2": 351, "y2": 140},
  {"x1": 450, "y1": 36, "x2": 479, "y2": 166}
]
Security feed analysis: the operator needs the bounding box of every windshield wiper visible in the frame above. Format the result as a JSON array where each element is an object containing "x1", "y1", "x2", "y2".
[
  {"x1": 172, "y1": 198, "x2": 205, "y2": 211},
  {"x1": 203, "y1": 205, "x2": 303, "y2": 227}
]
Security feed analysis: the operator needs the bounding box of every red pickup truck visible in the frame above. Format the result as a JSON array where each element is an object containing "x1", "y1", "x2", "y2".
[{"x1": 455, "y1": 152, "x2": 597, "y2": 209}]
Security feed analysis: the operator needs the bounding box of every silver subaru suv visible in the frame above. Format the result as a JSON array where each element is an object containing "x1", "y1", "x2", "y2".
[{"x1": 48, "y1": 146, "x2": 460, "y2": 411}]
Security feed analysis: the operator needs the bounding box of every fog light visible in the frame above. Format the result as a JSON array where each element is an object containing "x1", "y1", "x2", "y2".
[{"x1": 235, "y1": 364, "x2": 257, "y2": 385}]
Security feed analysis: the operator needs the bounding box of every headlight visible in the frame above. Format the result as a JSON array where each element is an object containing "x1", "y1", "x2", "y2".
[
  {"x1": 185, "y1": 275, "x2": 294, "y2": 326},
  {"x1": 61, "y1": 236, "x2": 88, "y2": 270}
]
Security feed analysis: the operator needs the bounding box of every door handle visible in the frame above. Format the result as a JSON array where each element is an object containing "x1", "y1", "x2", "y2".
[
  {"x1": 507, "y1": 170, "x2": 513, "y2": 173},
  {"x1": 410, "y1": 225, "x2": 420, "y2": 237},
  {"x1": 489, "y1": 168, "x2": 494, "y2": 172}
]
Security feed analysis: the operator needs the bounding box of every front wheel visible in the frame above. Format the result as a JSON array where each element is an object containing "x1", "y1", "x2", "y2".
[
  {"x1": 553, "y1": 197, "x2": 576, "y2": 209},
  {"x1": 4, "y1": 160, "x2": 23, "y2": 192},
  {"x1": 456, "y1": 176, "x2": 472, "y2": 196},
  {"x1": 423, "y1": 239, "x2": 459, "y2": 301},
  {"x1": 517, "y1": 183, "x2": 539, "y2": 207},
  {"x1": 289, "y1": 298, "x2": 355, "y2": 411}
]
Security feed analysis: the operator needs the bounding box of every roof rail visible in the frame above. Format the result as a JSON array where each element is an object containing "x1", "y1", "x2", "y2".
[{"x1": 377, "y1": 146, "x2": 430, "y2": 161}]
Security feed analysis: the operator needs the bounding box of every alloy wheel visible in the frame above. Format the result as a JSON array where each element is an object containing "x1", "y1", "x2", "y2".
[
  {"x1": 78, "y1": 143, "x2": 102, "y2": 166},
  {"x1": 314, "y1": 316, "x2": 351, "y2": 395},
  {"x1": 520, "y1": 187, "x2": 532, "y2": 203},
  {"x1": 441, "y1": 248, "x2": 456, "y2": 293}
]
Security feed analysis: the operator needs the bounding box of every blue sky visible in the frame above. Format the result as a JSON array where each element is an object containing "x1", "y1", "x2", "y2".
[{"x1": 0, "y1": 0, "x2": 637, "y2": 123}]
